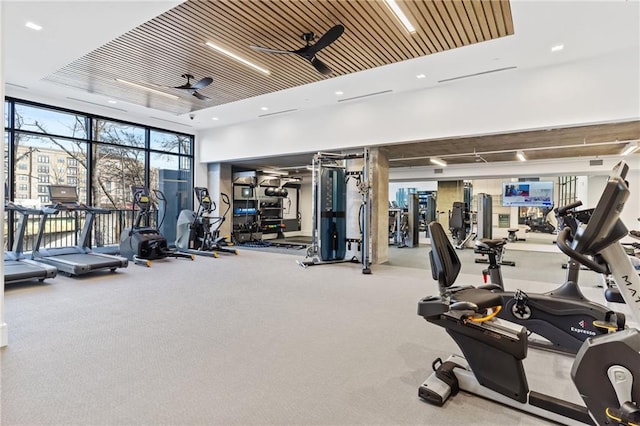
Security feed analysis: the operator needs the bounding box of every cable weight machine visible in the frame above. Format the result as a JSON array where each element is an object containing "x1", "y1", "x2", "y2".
[{"x1": 298, "y1": 148, "x2": 372, "y2": 274}]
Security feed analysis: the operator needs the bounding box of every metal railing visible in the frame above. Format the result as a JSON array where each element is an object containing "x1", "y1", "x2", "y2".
[{"x1": 3, "y1": 209, "x2": 159, "y2": 252}]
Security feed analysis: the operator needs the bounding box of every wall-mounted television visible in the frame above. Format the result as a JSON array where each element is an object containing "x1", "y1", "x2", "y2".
[{"x1": 502, "y1": 181, "x2": 553, "y2": 207}]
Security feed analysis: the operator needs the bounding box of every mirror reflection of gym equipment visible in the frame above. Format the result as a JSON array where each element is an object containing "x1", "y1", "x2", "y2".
[{"x1": 388, "y1": 193, "x2": 420, "y2": 248}]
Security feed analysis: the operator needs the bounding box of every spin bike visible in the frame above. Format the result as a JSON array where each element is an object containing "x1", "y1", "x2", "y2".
[
  {"x1": 418, "y1": 161, "x2": 640, "y2": 425},
  {"x1": 473, "y1": 200, "x2": 625, "y2": 354}
]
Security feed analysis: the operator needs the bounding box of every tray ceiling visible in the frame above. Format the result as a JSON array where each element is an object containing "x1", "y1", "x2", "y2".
[{"x1": 43, "y1": 0, "x2": 513, "y2": 115}]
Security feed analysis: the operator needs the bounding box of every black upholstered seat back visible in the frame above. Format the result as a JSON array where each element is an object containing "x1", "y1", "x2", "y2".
[{"x1": 428, "y1": 222, "x2": 461, "y2": 290}]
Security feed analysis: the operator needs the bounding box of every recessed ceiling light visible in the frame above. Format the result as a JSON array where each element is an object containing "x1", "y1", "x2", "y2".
[
  {"x1": 416, "y1": 74, "x2": 426, "y2": 79},
  {"x1": 384, "y1": 0, "x2": 416, "y2": 33},
  {"x1": 335, "y1": 91, "x2": 344, "y2": 95},
  {"x1": 260, "y1": 107, "x2": 269, "y2": 111},
  {"x1": 115, "y1": 79, "x2": 179, "y2": 99},
  {"x1": 205, "y1": 41, "x2": 270, "y2": 75},
  {"x1": 212, "y1": 117, "x2": 219, "y2": 121},
  {"x1": 25, "y1": 22, "x2": 42, "y2": 31},
  {"x1": 430, "y1": 157, "x2": 447, "y2": 167},
  {"x1": 621, "y1": 142, "x2": 638, "y2": 156},
  {"x1": 551, "y1": 44, "x2": 564, "y2": 52},
  {"x1": 107, "y1": 100, "x2": 117, "y2": 104}
]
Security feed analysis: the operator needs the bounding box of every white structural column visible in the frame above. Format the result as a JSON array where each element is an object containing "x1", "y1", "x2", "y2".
[
  {"x1": 1, "y1": 0, "x2": 8, "y2": 348},
  {"x1": 207, "y1": 163, "x2": 233, "y2": 239}
]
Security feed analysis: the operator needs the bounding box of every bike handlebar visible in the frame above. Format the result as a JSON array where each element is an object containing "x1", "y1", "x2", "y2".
[
  {"x1": 556, "y1": 227, "x2": 608, "y2": 274},
  {"x1": 555, "y1": 200, "x2": 583, "y2": 216}
]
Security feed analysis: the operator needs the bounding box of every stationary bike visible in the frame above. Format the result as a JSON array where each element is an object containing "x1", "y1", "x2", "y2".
[
  {"x1": 473, "y1": 201, "x2": 626, "y2": 354},
  {"x1": 418, "y1": 161, "x2": 640, "y2": 425},
  {"x1": 119, "y1": 186, "x2": 194, "y2": 266}
]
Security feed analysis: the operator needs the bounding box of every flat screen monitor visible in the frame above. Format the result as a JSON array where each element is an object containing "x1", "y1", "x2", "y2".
[{"x1": 502, "y1": 181, "x2": 553, "y2": 207}]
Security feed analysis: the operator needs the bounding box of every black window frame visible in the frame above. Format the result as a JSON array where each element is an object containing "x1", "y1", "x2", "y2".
[{"x1": 3, "y1": 97, "x2": 195, "y2": 248}]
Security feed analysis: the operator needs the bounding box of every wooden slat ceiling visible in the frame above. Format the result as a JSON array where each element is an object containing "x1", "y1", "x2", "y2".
[{"x1": 43, "y1": 0, "x2": 513, "y2": 114}]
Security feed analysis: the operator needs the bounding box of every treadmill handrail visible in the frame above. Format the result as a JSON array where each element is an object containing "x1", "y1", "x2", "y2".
[
  {"x1": 5, "y1": 201, "x2": 45, "y2": 216},
  {"x1": 50, "y1": 202, "x2": 111, "y2": 214}
]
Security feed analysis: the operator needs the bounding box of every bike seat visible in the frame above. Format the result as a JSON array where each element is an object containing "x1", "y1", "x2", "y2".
[
  {"x1": 450, "y1": 286, "x2": 503, "y2": 311},
  {"x1": 475, "y1": 239, "x2": 506, "y2": 250}
]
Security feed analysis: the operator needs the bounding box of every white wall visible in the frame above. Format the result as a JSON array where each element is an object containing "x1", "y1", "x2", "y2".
[
  {"x1": 299, "y1": 178, "x2": 313, "y2": 236},
  {"x1": 1, "y1": 0, "x2": 7, "y2": 348},
  {"x1": 575, "y1": 176, "x2": 589, "y2": 209},
  {"x1": 199, "y1": 48, "x2": 639, "y2": 164}
]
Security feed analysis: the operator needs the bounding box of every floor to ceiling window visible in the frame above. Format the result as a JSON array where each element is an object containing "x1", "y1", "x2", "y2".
[
  {"x1": 3, "y1": 98, "x2": 194, "y2": 248},
  {"x1": 149, "y1": 130, "x2": 192, "y2": 244}
]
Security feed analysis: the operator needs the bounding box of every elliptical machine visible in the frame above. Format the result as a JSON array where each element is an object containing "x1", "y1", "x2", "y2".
[
  {"x1": 119, "y1": 186, "x2": 194, "y2": 266},
  {"x1": 175, "y1": 187, "x2": 238, "y2": 257},
  {"x1": 417, "y1": 161, "x2": 640, "y2": 425}
]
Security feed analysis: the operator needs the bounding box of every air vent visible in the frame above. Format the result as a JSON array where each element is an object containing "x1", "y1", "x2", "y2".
[
  {"x1": 434, "y1": 168, "x2": 444, "y2": 174},
  {"x1": 149, "y1": 117, "x2": 190, "y2": 127},
  {"x1": 258, "y1": 108, "x2": 297, "y2": 118},
  {"x1": 438, "y1": 66, "x2": 517, "y2": 84},
  {"x1": 337, "y1": 90, "x2": 393, "y2": 103},
  {"x1": 66, "y1": 97, "x2": 127, "y2": 112},
  {"x1": 6, "y1": 82, "x2": 28, "y2": 90},
  {"x1": 590, "y1": 159, "x2": 604, "y2": 166}
]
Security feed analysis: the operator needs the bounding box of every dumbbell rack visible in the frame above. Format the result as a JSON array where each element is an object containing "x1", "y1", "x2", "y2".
[{"x1": 258, "y1": 186, "x2": 286, "y2": 238}]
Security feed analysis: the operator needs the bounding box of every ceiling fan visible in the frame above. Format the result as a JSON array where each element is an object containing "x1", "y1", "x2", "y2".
[
  {"x1": 173, "y1": 74, "x2": 213, "y2": 101},
  {"x1": 250, "y1": 24, "x2": 345, "y2": 75}
]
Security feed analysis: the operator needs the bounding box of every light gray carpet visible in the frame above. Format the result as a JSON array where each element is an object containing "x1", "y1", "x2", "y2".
[{"x1": 1, "y1": 248, "x2": 612, "y2": 425}]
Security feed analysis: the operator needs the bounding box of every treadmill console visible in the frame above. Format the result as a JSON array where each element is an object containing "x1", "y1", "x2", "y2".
[{"x1": 48, "y1": 185, "x2": 79, "y2": 208}]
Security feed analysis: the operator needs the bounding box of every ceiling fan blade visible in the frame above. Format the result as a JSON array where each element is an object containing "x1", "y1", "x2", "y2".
[
  {"x1": 250, "y1": 45, "x2": 294, "y2": 55},
  {"x1": 173, "y1": 83, "x2": 193, "y2": 89},
  {"x1": 192, "y1": 91, "x2": 210, "y2": 101},
  {"x1": 310, "y1": 57, "x2": 332, "y2": 75},
  {"x1": 191, "y1": 77, "x2": 213, "y2": 90},
  {"x1": 308, "y1": 24, "x2": 344, "y2": 56}
]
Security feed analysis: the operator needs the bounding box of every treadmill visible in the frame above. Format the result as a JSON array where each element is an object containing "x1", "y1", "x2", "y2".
[
  {"x1": 4, "y1": 199, "x2": 58, "y2": 285},
  {"x1": 32, "y1": 185, "x2": 128, "y2": 276}
]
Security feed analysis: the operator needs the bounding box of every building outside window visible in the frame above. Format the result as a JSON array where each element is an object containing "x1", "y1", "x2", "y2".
[{"x1": 4, "y1": 98, "x2": 194, "y2": 247}]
